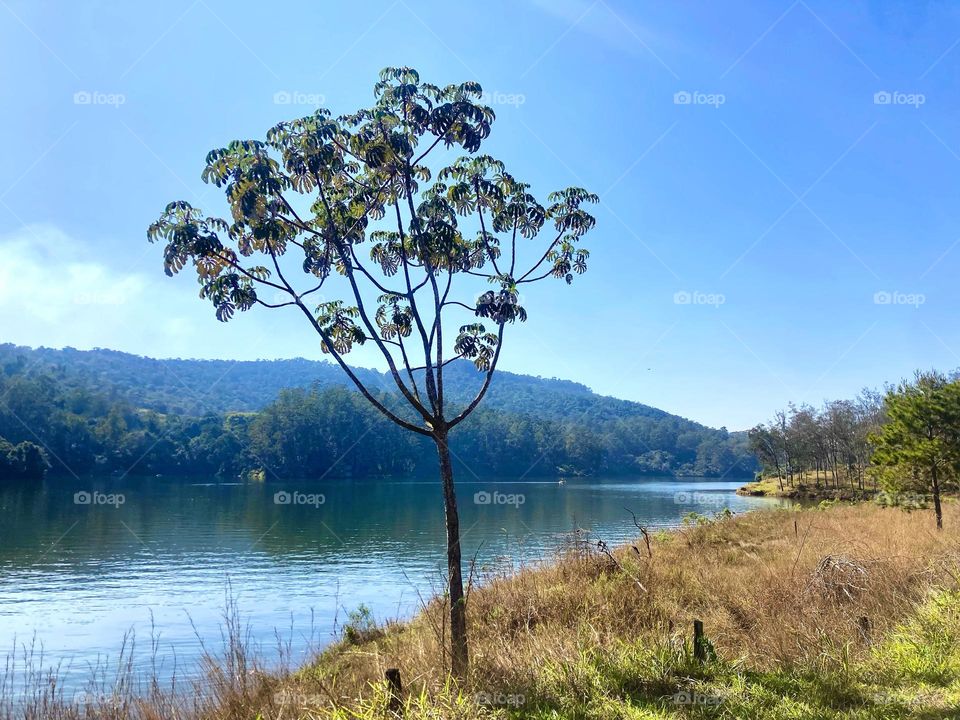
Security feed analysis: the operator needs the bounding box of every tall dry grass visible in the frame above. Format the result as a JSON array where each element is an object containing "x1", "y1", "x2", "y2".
[
  {"x1": 0, "y1": 598, "x2": 310, "y2": 720},
  {"x1": 301, "y1": 502, "x2": 960, "y2": 709},
  {"x1": 2, "y1": 502, "x2": 957, "y2": 718}
]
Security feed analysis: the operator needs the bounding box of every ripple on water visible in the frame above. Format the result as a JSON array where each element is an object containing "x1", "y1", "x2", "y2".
[{"x1": 0, "y1": 476, "x2": 779, "y2": 689}]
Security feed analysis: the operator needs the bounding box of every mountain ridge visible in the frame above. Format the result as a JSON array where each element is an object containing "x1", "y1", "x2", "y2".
[
  {"x1": 0, "y1": 342, "x2": 757, "y2": 479},
  {"x1": 0, "y1": 343, "x2": 676, "y2": 422}
]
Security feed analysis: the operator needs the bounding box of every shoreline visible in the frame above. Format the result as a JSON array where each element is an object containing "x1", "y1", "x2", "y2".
[
  {"x1": 0, "y1": 477, "x2": 767, "y2": 697},
  {"x1": 268, "y1": 501, "x2": 959, "y2": 718},
  {"x1": 5, "y1": 500, "x2": 958, "y2": 718}
]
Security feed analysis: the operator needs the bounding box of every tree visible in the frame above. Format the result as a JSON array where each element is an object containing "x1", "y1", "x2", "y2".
[
  {"x1": 853, "y1": 389, "x2": 884, "y2": 489},
  {"x1": 147, "y1": 67, "x2": 598, "y2": 676},
  {"x1": 0, "y1": 437, "x2": 49, "y2": 479},
  {"x1": 748, "y1": 424, "x2": 784, "y2": 488},
  {"x1": 773, "y1": 410, "x2": 794, "y2": 485},
  {"x1": 788, "y1": 404, "x2": 820, "y2": 485},
  {"x1": 870, "y1": 371, "x2": 960, "y2": 530},
  {"x1": 750, "y1": 392, "x2": 885, "y2": 491},
  {"x1": 823, "y1": 400, "x2": 857, "y2": 488}
]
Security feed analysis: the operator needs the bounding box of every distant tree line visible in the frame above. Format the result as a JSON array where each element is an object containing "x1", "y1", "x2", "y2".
[
  {"x1": 0, "y1": 343, "x2": 392, "y2": 415},
  {"x1": 0, "y1": 357, "x2": 756, "y2": 481},
  {"x1": 747, "y1": 390, "x2": 885, "y2": 491},
  {"x1": 749, "y1": 370, "x2": 960, "y2": 530},
  {"x1": 0, "y1": 436, "x2": 48, "y2": 478},
  {"x1": 246, "y1": 387, "x2": 755, "y2": 479}
]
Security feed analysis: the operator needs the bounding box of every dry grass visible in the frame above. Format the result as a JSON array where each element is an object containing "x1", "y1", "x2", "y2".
[
  {"x1": 301, "y1": 503, "x2": 959, "y2": 706},
  {"x1": 3, "y1": 501, "x2": 959, "y2": 718},
  {"x1": 737, "y1": 473, "x2": 881, "y2": 500}
]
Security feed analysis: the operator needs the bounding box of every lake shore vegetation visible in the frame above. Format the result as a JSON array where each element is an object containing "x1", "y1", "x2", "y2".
[{"x1": 4, "y1": 501, "x2": 959, "y2": 719}]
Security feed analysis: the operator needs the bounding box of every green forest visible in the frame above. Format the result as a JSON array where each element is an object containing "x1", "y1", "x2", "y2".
[{"x1": 0, "y1": 343, "x2": 757, "y2": 480}]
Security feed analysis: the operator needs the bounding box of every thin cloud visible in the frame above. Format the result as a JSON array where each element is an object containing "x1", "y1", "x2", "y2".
[
  {"x1": 0, "y1": 224, "x2": 189, "y2": 351},
  {"x1": 527, "y1": 0, "x2": 682, "y2": 62}
]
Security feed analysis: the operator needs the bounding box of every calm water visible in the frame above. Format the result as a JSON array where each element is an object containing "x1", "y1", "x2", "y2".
[{"x1": 0, "y1": 475, "x2": 781, "y2": 686}]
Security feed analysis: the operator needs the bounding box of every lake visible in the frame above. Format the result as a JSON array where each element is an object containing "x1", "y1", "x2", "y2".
[{"x1": 0, "y1": 475, "x2": 783, "y2": 688}]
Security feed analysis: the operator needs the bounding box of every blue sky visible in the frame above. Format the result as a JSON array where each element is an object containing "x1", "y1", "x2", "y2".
[{"x1": 1, "y1": 0, "x2": 958, "y2": 429}]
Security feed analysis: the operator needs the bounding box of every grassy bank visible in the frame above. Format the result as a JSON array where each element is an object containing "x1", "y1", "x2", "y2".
[
  {"x1": 737, "y1": 473, "x2": 880, "y2": 501},
  {"x1": 5, "y1": 503, "x2": 959, "y2": 719}
]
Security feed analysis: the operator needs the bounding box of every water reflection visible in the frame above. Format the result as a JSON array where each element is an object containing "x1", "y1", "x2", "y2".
[{"x1": 0, "y1": 475, "x2": 781, "y2": 684}]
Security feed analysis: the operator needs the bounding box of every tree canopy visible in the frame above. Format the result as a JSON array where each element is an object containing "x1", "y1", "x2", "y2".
[
  {"x1": 148, "y1": 67, "x2": 598, "y2": 437},
  {"x1": 871, "y1": 371, "x2": 960, "y2": 529}
]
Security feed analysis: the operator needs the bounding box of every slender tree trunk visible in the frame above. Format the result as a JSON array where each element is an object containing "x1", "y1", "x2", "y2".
[
  {"x1": 931, "y1": 464, "x2": 943, "y2": 531},
  {"x1": 434, "y1": 429, "x2": 469, "y2": 676}
]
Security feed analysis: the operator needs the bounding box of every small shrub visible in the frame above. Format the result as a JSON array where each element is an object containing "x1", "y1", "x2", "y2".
[{"x1": 342, "y1": 604, "x2": 384, "y2": 646}]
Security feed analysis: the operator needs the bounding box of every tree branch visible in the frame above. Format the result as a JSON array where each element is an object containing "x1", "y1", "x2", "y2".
[
  {"x1": 316, "y1": 186, "x2": 433, "y2": 422},
  {"x1": 448, "y1": 322, "x2": 505, "y2": 429},
  {"x1": 257, "y1": 238, "x2": 429, "y2": 435},
  {"x1": 394, "y1": 197, "x2": 439, "y2": 415},
  {"x1": 517, "y1": 230, "x2": 564, "y2": 282}
]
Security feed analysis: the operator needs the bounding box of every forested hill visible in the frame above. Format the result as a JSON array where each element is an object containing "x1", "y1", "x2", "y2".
[
  {"x1": 0, "y1": 343, "x2": 757, "y2": 479},
  {"x1": 0, "y1": 344, "x2": 596, "y2": 415},
  {"x1": 0, "y1": 344, "x2": 392, "y2": 414}
]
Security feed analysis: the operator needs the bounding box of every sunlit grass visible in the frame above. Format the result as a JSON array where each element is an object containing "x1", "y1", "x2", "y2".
[{"x1": 738, "y1": 471, "x2": 884, "y2": 499}]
